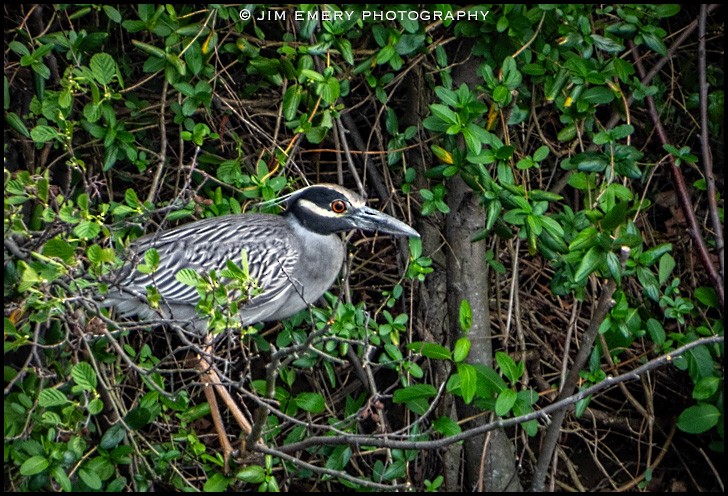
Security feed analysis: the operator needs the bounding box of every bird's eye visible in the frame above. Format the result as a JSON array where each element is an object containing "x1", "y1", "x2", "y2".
[{"x1": 331, "y1": 199, "x2": 347, "y2": 214}]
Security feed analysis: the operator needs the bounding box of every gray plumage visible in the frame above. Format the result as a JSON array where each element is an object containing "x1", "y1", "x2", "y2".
[{"x1": 104, "y1": 184, "x2": 419, "y2": 331}]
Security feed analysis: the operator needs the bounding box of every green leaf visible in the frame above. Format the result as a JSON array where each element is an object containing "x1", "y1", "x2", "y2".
[
  {"x1": 319, "y1": 77, "x2": 340, "y2": 104},
  {"x1": 605, "y1": 251, "x2": 621, "y2": 282},
  {"x1": 300, "y1": 68, "x2": 324, "y2": 82},
  {"x1": 456, "y1": 362, "x2": 477, "y2": 404},
  {"x1": 393, "y1": 384, "x2": 437, "y2": 404},
  {"x1": 569, "y1": 226, "x2": 598, "y2": 251},
  {"x1": 637, "y1": 267, "x2": 660, "y2": 301},
  {"x1": 204, "y1": 472, "x2": 232, "y2": 492},
  {"x1": 646, "y1": 318, "x2": 665, "y2": 346},
  {"x1": 102, "y1": 5, "x2": 122, "y2": 22},
  {"x1": 522, "y1": 63, "x2": 545, "y2": 76},
  {"x1": 435, "y1": 86, "x2": 458, "y2": 107},
  {"x1": 294, "y1": 392, "x2": 326, "y2": 414},
  {"x1": 581, "y1": 86, "x2": 614, "y2": 104},
  {"x1": 493, "y1": 84, "x2": 509, "y2": 105},
  {"x1": 459, "y1": 299, "x2": 472, "y2": 332},
  {"x1": 496, "y1": 15, "x2": 509, "y2": 32},
  {"x1": 530, "y1": 190, "x2": 563, "y2": 203},
  {"x1": 88, "y1": 398, "x2": 104, "y2": 415},
  {"x1": 433, "y1": 416, "x2": 462, "y2": 436},
  {"x1": 495, "y1": 351, "x2": 521, "y2": 383},
  {"x1": 72, "y1": 362, "x2": 98, "y2": 391},
  {"x1": 38, "y1": 388, "x2": 70, "y2": 407},
  {"x1": 601, "y1": 200, "x2": 628, "y2": 231},
  {"x1": 677, "y1": 404, "x2": 720, "y2": 434},
  {"x1": 532, "y1": 145, "x2": 549, "y2": 162},
  {"x1": 325, "y1": 445, "x2": 352, "y2": 472},
  {"x1": 335, "y1": 37, "x2": 354, "y2": 65},
  {"x1": 452, "y1": 337, "x2": 471, "y2": 363},
  {"x1": 557, "y1": 125, "x2": 576, "y2": 142},
  {"x1": 408, "y1": 341, "x2": 451, "y2": 360},
  {"x1": 693, "y1": 377, "x2": 720, "y2": 401},
  {"x1": 516, "y1": 158, "x2": 534, "y2": 170},
  {"x1": 124, "y1": 406, "x2": 153, "y2": 429},
  {"x1": 567, "y1": 172, "x2": 593, "y2": 191},
  {"x1": 611, "y1": 124, "x2": 635, "y2": 140},
  {"x1": 144, "y1": 248, "x2": 160, "y2": 268},
  {"x1": 574, "y1": 246, "x2": 603, "y2": 282},
  {"x1": 462, "y1": 126, "x2": 481, "y2": 155},
  {"x1": 606, "y1": 22, "x2": 638, "y2": 38},
  {"x1": 476, "y1": 365, "x2": 508, "y2": 393},
  {"x1": 694, "y1": 287, "x2": 718, "y2": 308},
  {"x1": 20, "y1": 455, "x2": 49, "y2": 476},
  {"x1": 395, "y1": 33, "x2": 425, "y2": 55},
  {"x1": 9, "y1": 40, "x2": 30, "y2": 57},
  {"x1": 175, "y1": 268, "x2": 200, "y2": 286},
  {"x1": 73, "y1": 221, "x2": 101, "y2": 240},
  {"x1": 572, "y1": 152, "x2": 608, "y2": 172},
  {"x1": 236, "y1": 465, "x2": 266, "y2": 483},
  {"x1": 51, "y1": 466, "x2": 72, "y2": 492},
  {"x1": 30, "y1": 125, "x2": 60, "y2": 143},
  {"x1": 100, "y1": 424, "x2": 127, "y2": 450},
  {"x1": 591, "y1": 34, "x2": 624, "y2": 54},
  {"x1": 641, "y1": 32, "x2": 667, "y2": 56},
  {"x1": 654, "y1": 5, "x2": 680, "y2": 18},
  {"x1": 657, "y1": 253, "x2": 676, "y2": 285},
  {"x1": 540, "y1": 216, "x2": 565, "y2": 238},
  {"x1": 495, "y1": 389, "x2": 517, "y2": 416},
  {"x1": 6, "y1": 111, "x2": 30, "y2": 137},
  {"x1": 79, "y1": 467, "x2": 103, "y2": 490},
  {"x1": 393, "y1": 384, "x2": 437, "y2": 415},
  {"x1": 639, "y1": 243, "x2": 672, "y2": 266},
  {"x1": 422, "y1": 115, "x2": 451, "y2": 133},
  {"x1": 282, "y1": 85, "x2": 302, "y2": 121},
  {"x1": 165, "y1": 53, "x2": 186, "y2": 76},
  {"x1": 43, "y1": 238, "x2": 75, "y2": 263},
  {"x1": 89, "y1": 53, "x2": 117, "y2": 85},
  {"x1": 305, "y1": 125, "x2": 327, "y2": 144},
  {"x1": 575, "y1": 394, "x2": 592, "y2": 417},
  {"x1": 429, "y1": 103, "x2": 458, "y2": 125},
  {"x1": 132, "y1": 39, "x2": 166, "y2": 59},
  {"x1": 124, "y1": 188, "x2": 140, "y2": 207}
]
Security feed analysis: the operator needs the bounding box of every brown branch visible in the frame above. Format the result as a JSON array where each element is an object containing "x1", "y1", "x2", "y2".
[
  {"x1": 146, "y1": 78, "x2": 168, "y2": 204},
  {"x1": 631, "y1": 45, "x2": 725, "y2": 309},
  {"x1": 616, "y1": 4, "x2": 720, "y2": 127},
  {"x1": 271, "y1": 334, "x2": 723, "y2": 454},
  {"x1": 698, "y1": 5, "x2": 724, "y2": 285}
]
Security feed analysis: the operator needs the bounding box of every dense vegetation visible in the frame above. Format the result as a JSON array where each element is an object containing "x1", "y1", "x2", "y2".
[{"x1": 4, "y1": 4, "x2": 723, "y2": 492}]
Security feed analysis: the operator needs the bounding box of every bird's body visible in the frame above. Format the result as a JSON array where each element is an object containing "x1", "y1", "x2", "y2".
[{"x1": 105, "y1": 184, "x2": 418, "y2": 329}]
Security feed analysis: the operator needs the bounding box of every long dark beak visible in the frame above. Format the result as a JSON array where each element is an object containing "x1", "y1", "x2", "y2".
[{"x1": 351, "y1": 206, "x2": 420, "y2": 237}]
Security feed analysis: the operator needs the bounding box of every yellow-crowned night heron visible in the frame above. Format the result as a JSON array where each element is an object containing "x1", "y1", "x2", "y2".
[{"x1": 105, "y1": 184, "x2": 419, "y2": 330}]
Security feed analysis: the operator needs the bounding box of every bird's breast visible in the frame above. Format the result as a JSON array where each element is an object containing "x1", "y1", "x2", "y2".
[{"x1": 295, "y1": 231, "x2": 345, "y2": 304}]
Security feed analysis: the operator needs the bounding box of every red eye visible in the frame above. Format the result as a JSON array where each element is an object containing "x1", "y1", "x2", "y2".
[{"x1": 331, "y1": 199, "x2": 347, "y2": 214}]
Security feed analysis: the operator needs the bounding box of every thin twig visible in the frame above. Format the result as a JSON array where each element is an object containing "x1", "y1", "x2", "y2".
[
  {"x1": 335, "y1": 117, "x2": 365, "y2": 195},
  {"x1": 273, "y1": 333, "x2": 723, "y2": 454},
  {"x1": 146, "y1": 78, "x2": 168, "y2": 204},
  {"x1": 698, "y1": 5, "x2": 724, "y2": 285},
  {"x1": 530, "y1": 247, "x2": 630, "y2": 492},
  {"x1": 631, "y1": 45, "x2": 724, "y2": 308}
]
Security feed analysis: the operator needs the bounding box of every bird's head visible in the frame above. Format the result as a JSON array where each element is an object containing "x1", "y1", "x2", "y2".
[{"x1": 282, "y1": 184, "x2": 420, "y2": 238}]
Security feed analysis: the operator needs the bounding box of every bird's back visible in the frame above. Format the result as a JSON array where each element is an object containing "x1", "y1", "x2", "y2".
[{"x1": 105, "y1": 213, "x2": 344, "y2": 328}]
